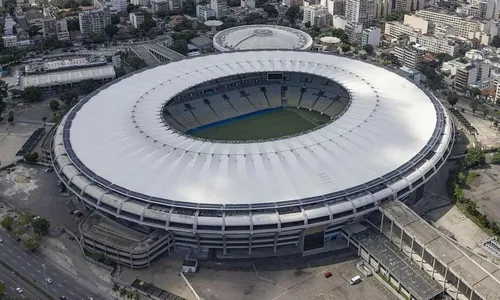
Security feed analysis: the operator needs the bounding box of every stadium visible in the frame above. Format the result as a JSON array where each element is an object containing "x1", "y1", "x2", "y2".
[{"x1": 52, "y1": 51, "x2": 454, "y2": 260}]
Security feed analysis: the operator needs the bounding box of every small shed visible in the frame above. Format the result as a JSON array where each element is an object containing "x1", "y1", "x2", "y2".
[{"x1": 182, "y1": 259, "x2": 198, "y2": 273}]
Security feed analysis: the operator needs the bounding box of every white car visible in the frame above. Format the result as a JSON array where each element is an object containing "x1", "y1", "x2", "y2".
[
  {"x1": 45, "y1": 277, "x2": 52, "y2": 284},
  {"x1": 16, "y1": 287, "x2": 23, "y2": 293}
]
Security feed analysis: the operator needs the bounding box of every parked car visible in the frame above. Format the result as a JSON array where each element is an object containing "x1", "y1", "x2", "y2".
[{"x1": 349, "y1": 275, "x2": 361, "y2": 285}]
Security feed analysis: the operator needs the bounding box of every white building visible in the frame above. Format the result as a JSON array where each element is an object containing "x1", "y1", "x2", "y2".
[
  {"x1": 346, "y1": 0, "x2": 375, "y2": 27},
  {"x1": 393, "y1": 45, "x2": 425, "y2": 69},
  {"x1": 241, "y1": 0, "x2": 256, "y2": 9},
  {"x1": 415, "y1": 35, "x2": 458, "y2": 56},
  {"x1": 403, "y1": 15, "x2": 428, "y2": 34},
  {"x1": 374, "y1": 0, "x2": 391, "y2": 19},
  {"x1": 131, "y1": 0, "x2": 149, "y2": 7},
  {"x1": 320, "y1": 0, "x2": 346, "y2": 16},
  {"x1": 2, "y1": 36, "x2": 18, "y2": 48},
  {"x1": 111, "y1": 0, "x2": 127, "y2": 13},
  {"x1": 303, "y1": 5, "x2": 332, "y2": 27},
  {"x1": 151, "y1": 0, "x2": 168, "y2": 12},
  {"x1": 196, "y1": 4, "x2": 216, "y2": 21},
  {"x1": 415, "y1": 10, "x2": 479, "y2": 39},
  {"x1": 210, "y1": 0, "x2": 228, "y2": 19},
  {"x1": 4, "y1": 17, "x2": 15, "y2": 36},
  {"x1": 384, "y1": 21, "x2": 422, "y2": 38},
  {"x1": 79, "y1": 9, "x2": 112, "y2": 39},
  {"x1": 442, "y1": 58, "x2": 492, "y2": 91},
  {"x1": 129, "y1": 12, "x2": 145, "y2": 28},
  {"x1": 361, "y1": 26, "x2": 380, "y2": 46},
  {"x1": 168, "y1": 0, "x2": 183, "y2": 13},
  {"x1": 332, "y1": 15, "x2": 348, "y2": 29}
]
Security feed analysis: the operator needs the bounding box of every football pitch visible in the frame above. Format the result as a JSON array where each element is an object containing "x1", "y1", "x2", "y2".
[{"x1": 190, "y1": 107, "x2": 331, "y2": 141}]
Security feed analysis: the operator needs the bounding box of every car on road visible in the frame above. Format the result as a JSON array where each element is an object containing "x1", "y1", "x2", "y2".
[
  {"x1": 45, "y1": 277, "x2": 52, "y2": 284},
  {"x1": 15, "y1": 287, "x2": 23, "y2": 293},
  {"x1": 60, "y1": 296, "x2": 67, "y2": 300},
  {"x1": 87, "y1": 297, "x2": 94, "y2": 300}
]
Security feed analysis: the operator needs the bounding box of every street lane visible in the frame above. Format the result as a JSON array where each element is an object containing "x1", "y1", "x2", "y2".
[
  {"x1": 0, "y1": 231, "x2": 104, "y2": 300},
  {"x1": 0, "y1": 264, "x2": 44, "y2": 299}
]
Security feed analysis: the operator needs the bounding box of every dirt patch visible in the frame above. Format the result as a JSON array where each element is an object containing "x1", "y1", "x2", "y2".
[{"x1": 1, "y1": 165, "x2": 39, "y2": 201}]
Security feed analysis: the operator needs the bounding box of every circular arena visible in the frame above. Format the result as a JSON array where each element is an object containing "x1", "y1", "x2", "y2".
[
  {"x1": 213, "y1": 25, "x2": 313, "y2": 52},
  {"x1": 52, "y1": 51, "x2": 454, "y2": 258}
]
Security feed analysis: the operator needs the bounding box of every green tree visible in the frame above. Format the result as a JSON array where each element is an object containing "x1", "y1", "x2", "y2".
[
  {"x1": 0, "y1": 215, "x2": 14, "y2": 230},
  {"x1": 0, "y1": 281, "x2": 5, "y2": 295},
  {"x1": 464, "y1": 147, "x2": 485, "y2": 169},
  {"x1": 480, "y1": 105, "x2": 489, "y2": 118},
  {"x1": 170, "y1": 39, "x2": 188, "y2": 55},
  {"x1": 7, "y1": 110, "x2": 14, "y2": 124},
  {"x1": 120, "y1": 287, "x2": 128, "y2": 297},
  {"x1": 470, "y1": 99, "x2": 480, "y2": 115},
  {"x1": 32, "y1": 218, "x2": 50, "y2": 236},
  {"x1": 436, "y1": 53, "x2": 453, "y2": 62},
  {"x1": 49, "y1": 99, "x2": 60, "y2": 111},
  {"x1": 491, "y1": 152, "x2": 500, "y2": 164},
  {"x1": 341, "y1": 45, "x2": 351, "y2": 53},
  {"x1": 22, "y1": 236, "x2": 41, "y2": 252},
  {"x1": 0, "y1": 79, "x2": 9, "y2": 117},
  {"x1": 78, "y1": 80, "x2": 101, "y2": 94},
  {"x1": 105, "y1": 25, "x2": 119, "y2": 38},
  {"x1": 447, "y1": 93, "x2": 458, "y2": 107},
  {"x1": 285, "y1": 6, "x2": 300, "y2": 24},
  {"x1": 155, "y1": 7, "x2": 169, "y2": 18},
  {"x1": 131, "y1": 290, "x2": 140, "y2": 300},
  {"x1": 362, "y1": 44, "x2": 374, "y2": 54},
  {"x1": 126, "y1": 56, "x2": 147, "y2": 70},
  {"x1": 114, "y1": 67, "x2": 126, "y2": 78},
  {"x1": 111, "y1": 14, "x2": 121, "y2": 25},
  {"x1": 21, "y1": 87, "x2": 43, "y2": 102},
  {"x1": 60, "y1": 90, "x2": 78, "y2": 107},
  {"x1": 262, "y1": 4, "x2": 278, "y2": 17},
  {"x1": 469, "y1": 87, "x2": 481, "y2": 97},
  {"x1": 24, "y1": 152, "x2": 39, "y2": 164},
  {"x1": 491, "y1": 35, "x2": 500, "y2": 48}
]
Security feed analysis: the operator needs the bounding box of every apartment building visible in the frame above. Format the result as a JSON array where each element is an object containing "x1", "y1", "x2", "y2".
[
  {"x1": 361, "y1": 26, "x2": 381, "y2": 46},
  {"x1": 346, "y1": 0, "x2": 375, "y2": 27},
  {"x1": 320, "y1": 0, "x2": 346, "y2": 16},
  {"x1": 374, "y1": 0, "x2": 391, "y2": 19},
  {"x1": 416, "y1": 35, "x2": 458, "y2": 56},
  {"x1": 393, "y1": 45, "x2": 425, "y2": 69},
  {"x1": 384, "y1": 22, "x2": 422, "y2": 38},
  {"x1": 345, "y1": 22, "x2": 363, "y2": 44},
  {"x1": 2, "y1": 35, "x2": 18, "y2": 48},
  {"x1": 211, "y1": 0, "x2": 228, "y2": 19},
  {"x1": 442, "y1": 58, "x2": 492, "y2": 91},
  {"x1": 42, "y1": 18, "x2": 68, "y2": 39},
  {"x1": 403, "y1": 15, "x2": 428, "y2": 34},
  {"x1": 303, "y1": 5, "x2": 333, "y2": 27},
  {"x1": 415, "y1": 10, "x2": 479, "y2": 39},
  {"x1": 167, "y1": 0, "x2": 183, "y2": 13},
  {"x1": 129, "y1": 12, "x2": 145, "y2": 28},
  {"x1": 111, "y1": 0, "x2": 127, "y2": 13},
  {"x1": 78, "y1": 9, "x2": 112, "y2": 39},
  {"x1": 151, "y1": 0, "x2": 168, "y2": 12},
  {"x1": 196, "y1": 4, "x2": 216, "y2": 21},
  {"x1": 131, "y1": 0, "x2": 149, "y2": 7}
]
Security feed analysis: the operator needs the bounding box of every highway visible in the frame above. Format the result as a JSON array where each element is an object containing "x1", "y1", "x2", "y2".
[
  {"x1": 0, "y1": 230, "x2": 105, "y2": 300},
  {"x1": 0, "y1": 265, "x2": 43, "y2": 299}
]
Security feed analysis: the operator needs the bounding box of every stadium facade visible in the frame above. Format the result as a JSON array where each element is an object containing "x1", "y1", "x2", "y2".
[{"x1": 52, "y1": 51, "x2": 454, "y2": 260}]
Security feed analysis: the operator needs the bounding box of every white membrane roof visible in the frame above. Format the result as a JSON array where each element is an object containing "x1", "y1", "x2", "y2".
[
  {"x1": 213, "y1": 25, "x2": 313, "y2": 51},
  {"x1": 67, "y1": 51, "x2": 439, "y2": 205}
]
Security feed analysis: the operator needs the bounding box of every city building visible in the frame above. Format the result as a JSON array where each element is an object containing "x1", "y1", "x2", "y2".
[
  {"x1": 374, "y1": 0, "x2": 391, "y2": 19},
  {"x1": 129, "y1": 12, "x2": 145, "y2": 28},
  {"x1": 42, "y1": 18, "x2": 68, "y2": 39},
  {"x1": 415, "y1": 9, "x2": 479, "y2": 39},
  {"x1": 345, "y1": 22, "x2": 363, "y2": 44},
  {"x1": 2, "y1": 35, "x2": 18, "y2": 48},
  {"x1": 332, "y1": 15, "x2": 348, "y2": 29},
  {"x1": 442, "y1": 58, "x2": 492, "y2": 91},
  {"x1": 210, "y1": 0, "x2": 228, "y2": 19},
  {"x1": 361, "y1": 26, "x2": 380, "y2": 46},
  {"x1": 4, "y1": 16, "x2": 15, "y2": 36},
  {"x1": 167, "y1": 0, "x2": 183, "y2": 13},
  {"x1": 415, "y1": 34, "x2": 458, "y2": 56},
  {"x1": 151, "y1": 0, "x2": 167, "y2": 12},
  {"x1": 320, "y1": 0, "x2": 346, "y2": 16},
  {"x1": 196, "y1": 4, "x2": 216, "y2": 21},
  {"x1": 393, "y1": 44, "x2": 425, "y2": 69},
  {"x1": 345, "y1": 0, "x2": 375, "y2": 27},
  {"x1": 111, "y1": 0, "x2": 127, "y2": 13},
  {"x1": 131, "y1": 0, "x2": 149, "y2": 7},
  {"x1": 25, "y1": 57, "x2": 108, "y2": 74},
  {"x1": 403, "y1": 14, "x2": 428, "y2": 34},
  {"x1": 384, "y1": 21, "x2": 422, "y2": 38},
  {"x1": 78, "y1": 9, "x2": 112, "y2": 39},
  {"x1": 52, "y1": 51, "x2": 452, "y2": 260},
  {"x1": 303, "y1": 4, "x2": 332, "y2": 27},
  {"x1": 213, "y1": 25, "x2": 313, "y2": 52},
  {"x1": 241, "y1": 0, "x2": 256, "y2": 9}
]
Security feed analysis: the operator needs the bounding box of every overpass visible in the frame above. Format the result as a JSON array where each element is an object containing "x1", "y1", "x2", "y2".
[{"x1": 129, "y1": 42, "x2": 185, "y2": 67}]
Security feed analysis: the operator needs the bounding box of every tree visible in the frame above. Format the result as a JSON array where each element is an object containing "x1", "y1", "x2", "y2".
[
  {"x1": 262, "y1": 4, "x2": 278, "y2": 17},
  {"x1": 155, "y1": 7, "x2": 169, "y2": 18},
  {"x1": 32, "y1": 218, "x2": 50, "y2": 236},
  {"x1": 78, "y1": 80, "x2": 100, "y2": 94},
  {"x1": 127, "y1": 3, "x2": 139, "y2": 13},
  {"x1": 464, "y1": 147, "x2": 485, "y2": 169},
  {"x1": 126, "y1": 57, "x2": 147, "y2": 70},
  {"x1": 120, "y1": 287, "x2": 128, "y2": 297},
  {"x1": 24, "y1": 152, "x2": 39, "y2": 164},
  {"x1": 21, "y1": 87, "x2": 43, "y2": 102},
  {"x1": 436, "y1": 53, "x2": 453, "y2": 62},
  {"x1": 131, "y1": 290, "x2": 140, "y2": 300},
  {"x1": 469, "y1": 87, "x2": 481, "y2": 97},
  {"x1": 480, "y1": 105, "x2": 489, "y2": 119},
  {"x1": 0, "y1": 79, "x2": 8, "y2": 117},
  {"x1": 341, "y1": 45, "x2": 351, "y2": 53},
  {"x1": 60, "y1": 90, "x2": 78, "y2": 107},
  {"x1": 49, "y1": 99, "x2": 60, "y2": 111},
  {"x1": 67, "y1": 18, "x2": 80, "y2": 31},
  {"x1": 111, "y1": 14, "x2": 121, "y2": 25},
  {"x1": 286, "y1": 6, "x2": 300, "y2": 23},
  {"x1": 362, "y1": 44, "x2": 374, "y2": 55},
  {"x1": 491, "y1": 35, "x2": 500, "y2": 48},
  {"x1": 470, "y1": 99, "x2": 480, "y2": 115},
  {"x1": 447, "y1": 93, "x2": 458, "y2": 107},
  {"x1": 0, "y1": 281, "x2": 5, "y2": 295},
  {"x1": 0, "y1": 215, "x2": 14, "y2": 230},
  {"x1": 105, "y1": 25, "x2": 119, "y2": 38},
  {"x1": 491, "y1": 152, "x2": 500, "y2": 164},
  {"x1": 7, "y1": 110, "x2": 14, "y2": 124},
  {"x1": 28, "y1": 25, "x2": 41, "y2": 38},
  {"x1": 170, "y1": 39, "x2": 188, "y2": 55},
  {"x1": 23, "y1": 236, "x2": 41, "y2": 252},
  {"x1": 114, "y1": 67, "x2": 126, "y2": 78}
]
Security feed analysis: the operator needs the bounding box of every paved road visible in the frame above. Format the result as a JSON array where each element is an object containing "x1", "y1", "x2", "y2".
[
  {"x1": 0, "y1": 231, "x2": 105, "y2": 300},
  {"x1": 0, "y1": 265, "x2": 43, "y2": 299}
]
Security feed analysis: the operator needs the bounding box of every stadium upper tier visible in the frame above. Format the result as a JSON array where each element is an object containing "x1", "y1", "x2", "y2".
[{"x1": 53, "y1": 51, "x2": 453, "y2": 220}]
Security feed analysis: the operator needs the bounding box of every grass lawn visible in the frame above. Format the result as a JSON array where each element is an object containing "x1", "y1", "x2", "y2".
[{"x1": 191, "y1": 107, "x2": 330, "y2": 141}]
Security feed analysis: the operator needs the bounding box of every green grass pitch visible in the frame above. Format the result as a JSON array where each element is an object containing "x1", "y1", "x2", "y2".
[{"x1": 190, "y1": 107, "x2": 331, "y2": 141}]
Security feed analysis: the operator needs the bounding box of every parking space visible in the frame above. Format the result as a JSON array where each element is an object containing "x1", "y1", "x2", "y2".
[{"x1": 187, "y1": 251, "x2": 397, "y2": 300}]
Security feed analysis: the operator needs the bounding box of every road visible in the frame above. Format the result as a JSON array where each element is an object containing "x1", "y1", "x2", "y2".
[
  {"x1": 0, "y1": 231, "x2": 105, "y2": 300},
  {"x1": 0, "y1": 265, "x2": 44, "y2": 299}
]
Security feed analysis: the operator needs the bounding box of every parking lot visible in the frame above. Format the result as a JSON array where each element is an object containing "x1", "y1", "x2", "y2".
[{"x1": 186, "y1": 251, "x2": 397, "y2": 300}]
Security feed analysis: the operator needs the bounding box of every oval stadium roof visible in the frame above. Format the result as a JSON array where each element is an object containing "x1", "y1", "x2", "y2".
[
  {"x1": 213, "y1": 25, "x2": 313, "y2": 51},
  {"x1": 60, "y1": 51, "x2": 450, "y2": 207}
]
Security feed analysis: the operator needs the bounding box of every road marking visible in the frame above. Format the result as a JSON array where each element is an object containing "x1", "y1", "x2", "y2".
[
  {"x1": 1, "y1": 252, "x2": 5, "y2": 256},
  {"x1": 63, "y1": 280, "x2": 68, "y2": 283},
  {"x1": 7, "y1": 249, "x2": 12, "y2": 253},
  {"x1": 69, "y1": 291, "x2": 74, "y2": 295},
  {"x1": 30, "y1": 273, "x2": 35, "y2": 277},
  {"x1": 58, "y1": 284, "x2": 63, "y2": 287},
  {"x1": 9, "y1": 287, "x2": 14, "y2": 291},
  {"x1": 52, "y1": 272, "x2": 57, "y2": 277},
  {"x1": 27, "y1": 263, "x2": 31, "y2": 266},
  {"x1": 21, "y1": 266, "x2": 26, "y2": 271},
  {"x1": 36, "y1": 270, "x2": 41, "y2": 273},
  {"x1": 17, "y1": 256, "x2": 21, "y2": 259},
  {"x1": 52, "y1": 288, "x2": 56, "y2": 292}
]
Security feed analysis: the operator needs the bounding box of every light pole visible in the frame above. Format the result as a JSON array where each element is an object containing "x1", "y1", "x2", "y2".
[{"x1": 41, "y1": 264, "x2": 48, "y2": 291}]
